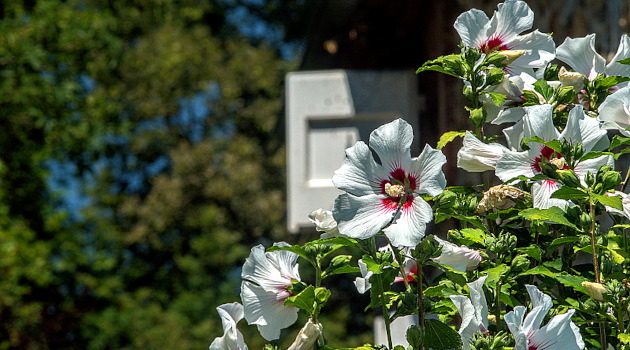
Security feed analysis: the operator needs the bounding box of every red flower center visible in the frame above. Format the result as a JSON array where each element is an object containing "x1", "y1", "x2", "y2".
[
  {"x1": 479, "y1": 37, "x2": 509, "y2": 54},
  {"x1": 531, "y1": 146, "x2": 569, "y2": 173},
  {"x1": 380, "y1": 168, "x2": 417, "y2": 210}
]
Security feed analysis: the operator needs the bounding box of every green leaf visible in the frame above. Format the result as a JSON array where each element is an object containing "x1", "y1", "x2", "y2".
[
  {"x1": 580, "y1": 151, "x2": 613, "y2": 162},
  {"x1": 617, "y1": 58, "x2": 630, "y2": 65},
  {"x1": 416, "y1": 64, "x2": 461, "y2": 79},
  {"x1": 550, "y1": 186, "x2": 588, "y2": 200},
  {"x1": 520, "y1": 207, "x2": 579, "y2": 230},
  {"x1": 592, "y1": 193, "x2": 623, "y2": 211},
  {"x1": 533, "y1": 79, "x2": 553, "y2": 100},
  {"x1": 484, "y1": 264, "x2": 509, "y2": 285},
  {"x1": 555, "y1": 274, "x2": 588, "y2": 294},
  {"x1": 459, "y1": 228, "x2": 486, "y2": 245},
  {"x1": 485, "y1": 91, "x2": 506, "y2": 106},
  {"x1": 519, "y1": 265, "x2": 559, "y2": 278},
  {"x1": 610, "y1": 135, "x2": 630, "y2": 149},
  {"x1": 324, "y1": 265, "x2": 360, "y2": 277},
  {"x1": 423, "y1": 319, "x2": 462, "y2": 350},
  {"x1": 518, "y1": 245, "x2": 542, "y2": 262},
  {"x1": 285, "y1": 285, "x2": 316, "y2": 315},
  {"x1": 548, "y1": 236, "x2": 580, "y2": 251},
  {"x1": 267, "y1": 245, "x2": 313, "y2": 264},
  {"x1": 618, "y1": 333, "x2": 630, "y2": 344},
  {"x1": 437, "y1": 131, "x2": 466, "y2": 150}
]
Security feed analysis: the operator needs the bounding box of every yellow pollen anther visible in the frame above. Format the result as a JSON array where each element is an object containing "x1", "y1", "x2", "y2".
[
  {"x1": 550, "y1": 157, "x2": 567, "y2": 169},
  {"x1": 385, "y1": 183, "x2": 405, "y2": 197}
]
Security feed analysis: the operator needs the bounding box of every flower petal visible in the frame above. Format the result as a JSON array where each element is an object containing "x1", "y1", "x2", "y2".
[
  {"x1": 523, "y1": 104, "x2": 560, "y2": 141},
  {"x1": 240, "y1": 282, "x2": 299, "y2": 341},
  {"x1": 495, "y1": 149, "x2": 537, "y2": 182},
  {"x1": 484, "y1": 0, "x2": 534, "y2": 45},
  {"x1": 450, "y1": 295, "x2": 477, "y2": 350},
  {"x1": 383, "y1": 196, "x2": 432, "y2": 247},
  {"x1": 457, "y1": 131, "x2": 508, "y2": 172},
  {"x1": 354, "y1": 259, "x2": 373, "y2": 294},
  {"x1": 333, "y1": 193, "x2": 395, "y2": 240},
  {"x1": 369, "y1": 119, "x2": 413, "y2": 172},
  {"x1": 467, "y1": 276, "x2": 489, "y2": 331},
  {"x1": 454, "y1": 8, "x2": 489, "y2": 47},
  {"x1": 410, "y1": 144, "x2": 447, "y2": 196},
  {"x1": 606, "y1": 34, "x2": 630, "y2": 78},
  {"x1": 560, "y1": 105, "x2": 609, "y2": 152},
  {"x1": 556, "y1": 34, "x2": 606, "y2": 79},
  {"x1": 532, "y1": 180, "x2": 567, "y2": 210},
  {"x1": 505, "y1": 306, "x2": 528, "y2": 349},
  {"x1": 333, "y1": 141, "x2": 380, "y2": 196},
  {"x1": 503, "y1": 120, "x2": 525, "y2": 151},
  {"x1": 527, "y1": 309, "x2": 585, "y2": 350},
  {"x1": 574, "y1": 154, "x2": 614, "y2": 181},
  {"x1": 522, "y1": 284, "x2": 553, "y2": 333},
  {"x1": 599, "y1": 85, "x2": 630, "y2": 130},
  {"x1": 210, "y1": 303, "x2": 248, "y2": 350},
  {"x1": 242, "y1": 245, "x2": 296, "y2": 292},
  {"x1": 508, "y1": 30, "x2": 556, "y2": 69}
]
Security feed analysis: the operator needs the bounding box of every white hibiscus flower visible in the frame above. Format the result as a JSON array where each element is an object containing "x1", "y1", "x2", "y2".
[
  {"x1": 354, "y1": 259, "x2": 373, "y2": 294},
  {"x1": 495, "y1": 104, "x2": 612, "y2": 209},
  {"x1": 332, "y1": 119, "x2": 447, "y2": 247},
  {"x1": 240, "y1": 243, "x2": 301, "y2": 341},
  {"x1": 454, "y1": 0, "x2": 555, "y2": 74},
  {"x1": 432, "y1": 237, "x2": 483, "y2": 272},
  {"x1": 557, "y1": 34, "x2": 630, "y2": 81},
  {"x1": 450, "y1": 276, "x2": 489, "y2": 350},
  {"x1": 598, "y1": 85, "x2": 630, "y2": 136},
  {"x1": 210, "y1": 303, "x2": 248, "y2": 350},
  {"x1": 505, "y1": 285, "x2": 584, "y2": 350}
]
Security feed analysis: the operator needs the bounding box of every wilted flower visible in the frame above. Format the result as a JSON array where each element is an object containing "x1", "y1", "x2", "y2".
[
  {"x1": 450, "y1": 276, "x2": 489, "y2": 350},
  {"x1": 505, "y1": 285, "x2": 584, "y2": 349},
  {"x1": 240, "y1": 243, "x2": 301, "y2": 340},
  {"x1": 308, "y1": 208, "x2": 341, "y2": 239},
  {"x1": 332, "y1": 119, "x2": 446, "y2": 247},
  {"x1": 433, "y1": 237, "x2": 483, "y2": 272},
  {"x1": 477, "y1": 184, "x2": 525, "y2": 213},
  {"x1": 287, "y1": 319, "x2": 324, "y2": 350},
  {"x1": 581, "y1": 281, "x2": 607, "y2": 301},
  {"x1": 558, "y1": 66, "x2": 585, "y2": 93},
  {"x1": 210, "y1": 303, "x2": 248, "y2": 350},
  {"x1": 454, "y1": 0, "x2": 554, "y2": 74}
]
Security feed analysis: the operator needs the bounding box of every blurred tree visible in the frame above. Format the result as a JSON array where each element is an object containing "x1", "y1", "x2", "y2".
[{"x1": 0, "y1": 0, "x2": 299, "y2": 348}]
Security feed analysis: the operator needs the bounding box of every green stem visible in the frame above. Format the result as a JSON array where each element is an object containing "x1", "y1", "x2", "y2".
[
  {"x1": 417, "y1": 262, "x2": 425, "y2": 350},
  {"x1": 494, "y1": 280, "x2": 502, "y2": 332},
  {"x1": 368, "y1": 237, "x2": 393, "y2": 349},
  {"x1": 622, "y1": 167, "x2": 630, "y2": 193},
  {"x1": 589, "y1": 197, "x2": 601, "y2": 283}
]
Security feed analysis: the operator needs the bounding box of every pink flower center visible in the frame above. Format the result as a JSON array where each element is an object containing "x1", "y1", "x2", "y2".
[
  {"x1": 531, "y1": 146, "x2": 569, "y2": 173},
  {"x1": 379, "y1": 168, "x2": 417, "y2": 210},
  {"x1": 479, "y1": 37, "x2": 509, "y2": 54}
]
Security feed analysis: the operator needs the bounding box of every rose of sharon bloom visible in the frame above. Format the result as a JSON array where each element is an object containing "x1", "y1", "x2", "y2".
[
  {"x1": 209, "y1": 303, "x2": 248, "y2": 350},
  {"x1": 495, "y1": 104, "x2": 612, "y2": 209},
  {"x1": 598, "y1": 85, "x2": 630, "y2": 136},
  {"x1": 505, "y1": 285, "x2": 584, "y2": 350},
  {"x1": 557, "y1": 34, "x2": 630, "y2": 81},
  {"x1": 457, "y1": 131, "x2": 509, "y2": 172},
  {"x1": 454, "y1": 0, "x2": 554, "y2": 74},
  {"x1": 450, "y1": 276, "x2": 489, "y2": 350},
  {"x1": 240, "y1": 243, "x2": 301, "y2": 341},
  {"x1": 308, "y1": 208, "x2": 341, "y2": 239},
  {"x1": 433, "y1": 237, "x2": 482, "y2": 272},
  {"x1": 332, "y1": 119, "x2": 447, "y2": 247}
]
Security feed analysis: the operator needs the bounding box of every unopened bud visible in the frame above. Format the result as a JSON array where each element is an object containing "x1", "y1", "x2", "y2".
[
  {"x1": 582, "y1": 281, "x2": 606, "y2": 301},
  {"x1": 499, "y1": 50, "x2": 526, "y2": 65},
  {"x1": 556, "y1": 169, "x2": 581, "y2": 188},
  {"x1": 602, "y1": 171, "x2": 622, "y2": 191}
]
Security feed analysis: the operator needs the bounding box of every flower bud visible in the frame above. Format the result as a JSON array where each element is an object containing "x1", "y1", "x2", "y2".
[
  {"x1": 499, "y1": 50, "x2": 526, "y2": 65},
  {"x1": 581, "y1": 281, "x2": 606, "y2": 301},
  {"x1": 602, "y1": 171, "x2": 622, "y2": 191},
  {"x1": 556, "y1": 169, "x2": 581, "y2": 188},
  {"x1": 510, "y1": 254, "x2": 531, "y2": 273}
]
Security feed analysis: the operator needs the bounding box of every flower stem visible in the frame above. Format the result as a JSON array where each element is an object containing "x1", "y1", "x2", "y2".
[
  {"x1": 417, "y1": 261, "x2": 425, "y2": 350},
  {"x1": 622, "y1": 167, "x2": 630, "y2": 192},
  {"x1": 589, "y1": 197, "x2": 601, "y2": 283}
]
